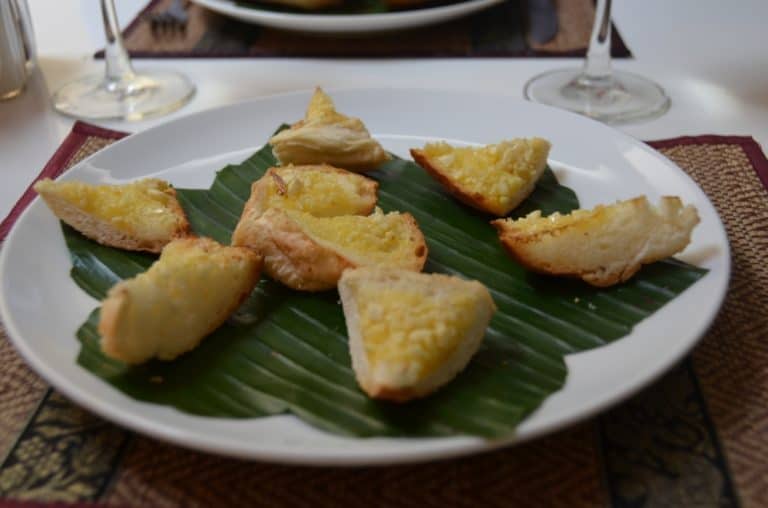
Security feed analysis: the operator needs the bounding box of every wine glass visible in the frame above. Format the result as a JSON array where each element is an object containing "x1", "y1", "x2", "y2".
[
  {"x1": 52, "y1": 0, "x2": 194, "y2": 121},
  {"x1": 524, "y1": 0, "x2": 669, "y2": 123}
]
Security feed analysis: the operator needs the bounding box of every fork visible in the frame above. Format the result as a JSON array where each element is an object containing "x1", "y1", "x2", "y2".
[{"x1": 147, "y1": 0, "x2": 189, "y2": 35}]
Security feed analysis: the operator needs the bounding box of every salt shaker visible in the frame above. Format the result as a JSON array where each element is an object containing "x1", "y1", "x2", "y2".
[{"x1": 0, "y1": 0, "x2": 36, "y2": 100}]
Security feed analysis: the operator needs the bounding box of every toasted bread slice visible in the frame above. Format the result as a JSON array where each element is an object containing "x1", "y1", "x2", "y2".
[
  {"x1": 338, "y1": 267, "x2": 496, "y2": 402},
  {"x1": 232, "y1": 164, "x2": 378, "y2": 246},
  {"x1": 411, "y1": 138, "x2": 551, "y2": 216},
  {"x1": 269, "y1": 88, "x2": 390, "y2": 172},
  {"x1": 492, "y1": 196, "x2": 700, "y2": 287},
  {"x1": 34, "y1": 178, "x2": 190, "y2": 253},
  {"x1": 233, "y1": 208, "x2": 427, "y2": 291},
  {"x1": 98, "y1": 238, "x2": 261, "y2": 364}
]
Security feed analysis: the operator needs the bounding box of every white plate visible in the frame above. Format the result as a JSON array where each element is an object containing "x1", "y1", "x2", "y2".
[
  {"x1": 0, "y1": 89, "x2": 729, "y2": 466},
  {"x1": 191, "y1": 0, "x2": 504, "y2": 34}
]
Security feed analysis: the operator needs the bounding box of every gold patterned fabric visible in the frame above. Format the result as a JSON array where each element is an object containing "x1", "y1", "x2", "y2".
[
  {"x1": 0, "y1": 123, "x2": 766, "y2": 507},
  {"x1": 663, "y1": 140, "x2": 768, "y2": 507}
]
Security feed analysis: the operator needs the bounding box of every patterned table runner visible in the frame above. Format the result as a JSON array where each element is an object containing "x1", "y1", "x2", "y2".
[
  {"x1": 113, "y1": 0, "x2": 632, "y2": 58},
  {"x1": 0, "y1": 123, "x2": 766, "y2": 507}
]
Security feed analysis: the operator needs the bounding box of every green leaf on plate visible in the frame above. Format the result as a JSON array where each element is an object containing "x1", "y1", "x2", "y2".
[{"x1": 66, "y1": 134, "x2": 707, "y2": 437}]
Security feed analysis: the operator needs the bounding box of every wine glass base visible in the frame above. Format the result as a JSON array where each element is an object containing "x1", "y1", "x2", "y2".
[
  {"x1": 524, "y1": 69, "x2": 670, "y2": 123},
  {"x1": 52, "y1": 70, "x2": 195, "y2": 122}
]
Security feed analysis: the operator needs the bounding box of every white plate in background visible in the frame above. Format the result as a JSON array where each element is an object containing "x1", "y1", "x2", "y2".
[{"x1": 191, "y1": 0, "x2": 504, "y2": 34}]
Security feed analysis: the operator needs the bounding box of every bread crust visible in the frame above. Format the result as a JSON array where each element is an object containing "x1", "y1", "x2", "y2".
[
  {"x1": 338, "y1": 267, "x2": 495, "y2": 402},
  {"x1": 235, "y1": 209, "x2": 427, "y2": 292},
  {"x1": 492, "y1": 196, "x2": 700, "y2": 287},
  {"x1": 35, "y1": 179, "x2": 190, "y2": 254}
]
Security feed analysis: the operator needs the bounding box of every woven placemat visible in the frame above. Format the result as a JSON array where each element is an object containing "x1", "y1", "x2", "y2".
[
  {"x1": 113, "y1": 0, "x2": 632, "y2": 58},
  {"x1": 1, "y1": 122, "x2": 766, "y2": 507}
]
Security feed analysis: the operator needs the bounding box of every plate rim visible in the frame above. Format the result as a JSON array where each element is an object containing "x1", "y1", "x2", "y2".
[
  {"x1": 0, "y1": 87, "x2": 731, "y2": 466},
  {"x1": 190, "y1": 0, "x2": 506, "y2": 33}
]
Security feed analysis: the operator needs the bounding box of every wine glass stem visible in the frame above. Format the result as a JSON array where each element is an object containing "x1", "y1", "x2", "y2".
[
  {"x1": 582, "y1": 0, "x2": 612, "y2": 80},
  {"x1": 101, "y1": 0, "x2": 135, "y2": 86}
]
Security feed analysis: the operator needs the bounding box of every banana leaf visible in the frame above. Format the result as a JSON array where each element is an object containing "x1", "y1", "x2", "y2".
[{"x1": 67, "y1": 135, "x2": 707, "y2": 437}]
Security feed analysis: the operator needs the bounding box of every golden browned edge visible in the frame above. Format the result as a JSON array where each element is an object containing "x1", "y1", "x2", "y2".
[
  {"x1": 494, "y1": 221, "x2": 616, "y2": 285},
  {"x1": 165, "y1": 184, "x2": 194, "y2": 241},
  {"x1": 410, "y1": 148, "x2": 507, "y2": 216},
  {"x1": 401, "y1": 212, "x2": 429, "y2": 271},
  {"x1": 97, "y1": 238, "x2": 262, "y2": 364}
]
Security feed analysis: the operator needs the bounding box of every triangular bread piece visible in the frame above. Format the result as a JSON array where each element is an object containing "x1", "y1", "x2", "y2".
[
  {"x1": 411, "y1": 138, "x2": 551, "y2": 216},
  {"x1": 34, "y1": 178, "x2": 190, "y2": 253},
  {"x1": 99, "y1": 237, "x2": 261, "y2": 364},
  {"x1": 492, "y1": 196, "x2": 700, "y2": 287},
  {"x1": 338, "y1": 267, "x2": 496, "y2": 402}
]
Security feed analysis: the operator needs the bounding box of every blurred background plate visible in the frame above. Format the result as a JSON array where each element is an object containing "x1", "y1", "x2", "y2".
[{"x1": 191, "y1": 0, "x2": 506, "y2": 34}]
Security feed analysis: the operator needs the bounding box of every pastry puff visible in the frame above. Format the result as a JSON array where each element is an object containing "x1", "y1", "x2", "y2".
[{"x1": 269, "y1": 88, "x2": 391, "y2": 172}]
